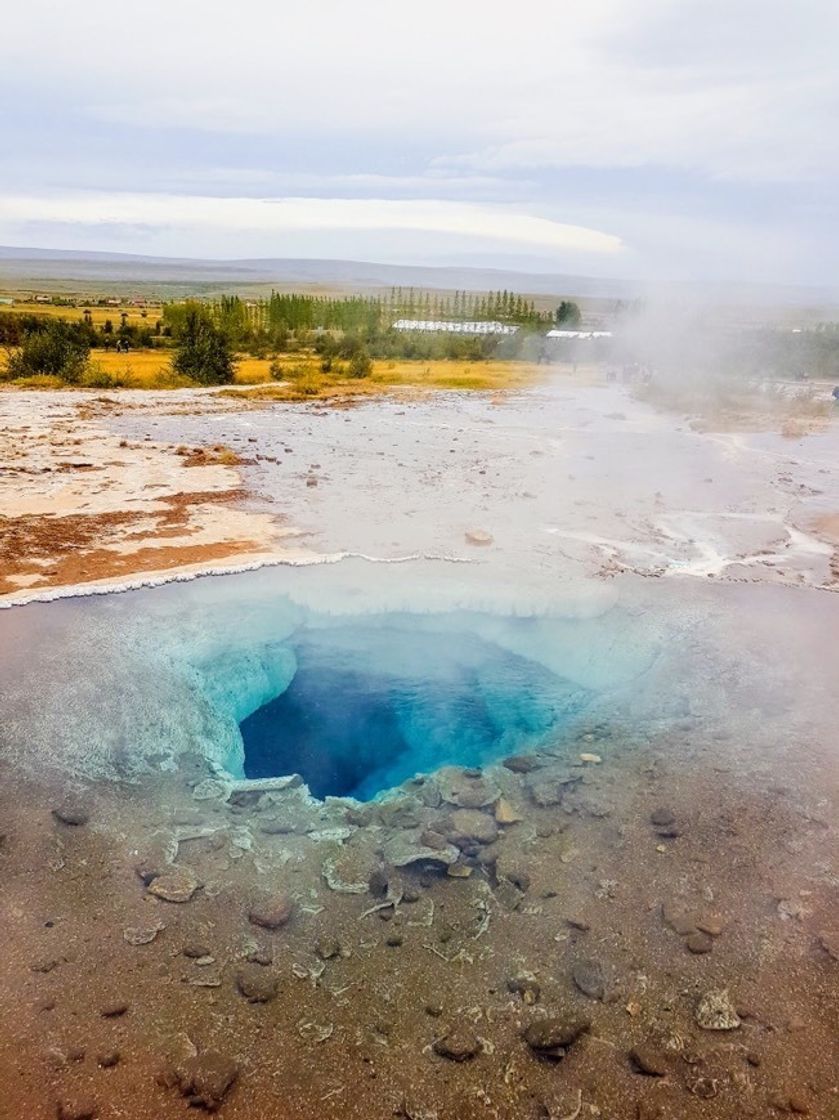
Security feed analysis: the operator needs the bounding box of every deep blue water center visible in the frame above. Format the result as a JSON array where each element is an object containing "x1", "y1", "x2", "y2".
[{"x1": 240, "y1": 624, "x2": 588, "y2": 800}]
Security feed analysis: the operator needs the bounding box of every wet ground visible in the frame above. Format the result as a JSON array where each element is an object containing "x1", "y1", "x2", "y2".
[{"x1": 0, "y1": 373, "x2": 837, "y2": 1119}]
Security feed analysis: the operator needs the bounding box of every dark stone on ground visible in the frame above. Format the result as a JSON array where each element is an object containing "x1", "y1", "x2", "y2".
[
  {"x1": 503, "y1": 755, "x2": 542, "y2": 773},
  {"x1": 571, "y1": 958, "x2": 606, "y2": 1000},
  {"x1": 182, "y1": 944, "x2": 212, "y2": 959},
  {"x1": 432, "y1": 1027, "x2": 481, "y2": 1061},
  {"x1": 507, "y1": 975, "x2": 540, "y2": 1003},
  {"x1": 686, "y1": 931, "x2": 714, "y2": 954},
  {"x1": 97, "y1": 1050, "x2": 120, "y2": 1069},
  {"x1": 314, "y1": 937, "x2": 340, "y2": 960},
  {"x1": 368, "y1": 868, "x2": 389, "y2": 896},
  {"x1": 171, "y1": 1050, "x2": 238, "y2": 1111},
  {"x1": 246, "y1": 947, "x2": 273, "y2": 966},
  {"x1": 650, "y1": 808, "x2": 675, "y2": 827},
  {"x1": 100, "y1": 1000, "x2": 129, "y2": 1018},
  {"x1": 235, "y1": 965, "x2": 278, "y2": 1003},
  {"x1": 247, "y1": 893, "x2": 293, "y2": 930},
  {"x1": 629, "y1": 1044, "x2": 668, "y2": 1076},
  {"x1": 522, "y1": 1014, "x2": 590, "y2": 1059},
  {"x1": 52, "y1": 804, "x2": 90, "y2": 827}
]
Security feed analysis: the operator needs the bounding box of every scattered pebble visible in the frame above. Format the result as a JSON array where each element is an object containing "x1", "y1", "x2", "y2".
[
  {"x1": 100, "y1": 1000, "x2": 129, "y2": 1018},
  {"x1": 166, "y1": 1049, "x2": 238, "y2": 1111},
  {"x1": 56, "y1": 1099, "x2": 96, "y2": 1120},
  {"x1": 686, "y1": 931, "x2": 714, "y2": 954}
]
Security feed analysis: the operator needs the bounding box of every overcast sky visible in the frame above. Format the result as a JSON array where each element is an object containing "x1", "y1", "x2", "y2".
[{"x1": 1, "y1": 0, "x2": 835, "y2": 283}]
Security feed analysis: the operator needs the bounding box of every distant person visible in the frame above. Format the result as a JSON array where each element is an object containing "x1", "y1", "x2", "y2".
[{"x1": 832, "y1": 385, "x2": 839, "y2": 402}]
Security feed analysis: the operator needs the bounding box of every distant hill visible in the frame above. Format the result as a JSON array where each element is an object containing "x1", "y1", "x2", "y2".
[{"x1": 0, "y1": 246, "x2": 836, "y2": 314}]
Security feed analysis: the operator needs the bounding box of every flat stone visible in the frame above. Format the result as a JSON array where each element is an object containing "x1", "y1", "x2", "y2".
[
  {"x1": 383, "y1": 832, "x2": 459, "y2": 868},
  {"x1": 571, "y1": 958, "x2": 606, "y2": 1000},
  {"x1": 147, "y1": 867, "x2": 200, "y2": 903},
  {"x1": 52, "y1": 804, "x2": 90, "y2": 827},
  {"x1": 650, "y1": 808, "x2": 676, "y2": 827},
  {"x1": 494, "y1": 798, "x2": 522, "y2": 825},
  {"x1": 695, "y1": 912, "x2": 727, "y2": 937},
  {"x1": 527, "y1": 771, "x2": 580, "y2": 807},
  {"x1": 662, "y1": 901, "x2": 699, "y2": 936},
  {"x1": 629, "y1": 1045, "x2": 668, "y2": 1076},
  {"x1": 123, "y1": 923, "x2": 164, "y2": 946},
  {"x1": 247, "y1": 893, "x2": 293, "y2": 930},
  {"x1": 464, "y1": 529, "x2": 493, "y2": 546},
  {"x1": 436, "y1": 767, "x2": 500, "y2": 808},
  {"x1": 235, "y1": 965, "x2": 277, "y2": 1003},
  {"x1": 448, "y1": 809, "x2": 498, "y2": 846},
  {"x1": 502, "y1": 755, "x2": 542, "y2": 774},
  {"x1": 432, "y1": 1027, "x2": 481, "y2": 1061},
  {"x1": 695, "y1": 988, "x2": 741, "y2": 1030},
  {"x1": 522, "y1": 1015, "x2": 590, "y2": 1058}
]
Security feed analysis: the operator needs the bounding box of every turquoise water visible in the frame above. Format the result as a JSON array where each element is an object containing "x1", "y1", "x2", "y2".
[{"x1": 239, "y1": 623, "x2": 589, "y2": 799}]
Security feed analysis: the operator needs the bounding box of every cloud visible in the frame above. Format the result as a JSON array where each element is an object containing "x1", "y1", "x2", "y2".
[{"x1": 0, "y1": 192, "x2": 623, "y2": 255}]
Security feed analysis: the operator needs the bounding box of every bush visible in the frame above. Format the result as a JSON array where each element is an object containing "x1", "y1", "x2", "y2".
[
  {"x1": 5, "y1": 319, "x2": 90, "y2": 383},
  {"x1": 347, "y1": 348, "x2": 372, "y2": 378},
  {"x1": 171, "y1": 304, "x2": 236, "y2": 385}
]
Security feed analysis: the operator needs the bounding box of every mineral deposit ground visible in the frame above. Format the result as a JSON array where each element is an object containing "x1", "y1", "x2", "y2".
[{"x1": 0, "y1": 371, "x2": 837, "y2": 1120}]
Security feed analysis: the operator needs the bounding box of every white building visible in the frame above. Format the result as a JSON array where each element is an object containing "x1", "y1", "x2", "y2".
[
  {"x1": 392, "y1": 319, "x2": 518, "y2": 336},
  {"x1": 545, "y1": 329, "x2": 612, "y2": 339}
]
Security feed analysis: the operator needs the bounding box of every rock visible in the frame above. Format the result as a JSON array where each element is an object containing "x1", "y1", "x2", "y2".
[
  {"x1": 171, "y1": 1050, "x2": 238, "y2": 1111},
  {"x1": 686, "y1": 931, "x2": 713, "y2": 954},
  {"x1": 771, "y1": 1092, "x2": 811, "y2": 1114},
  {"x1": 100, "y1": 1000, "x2": 129, "y2": 1018},
  {"x1": 432, "y1": 1027, "x2": 481, "y2": 1061},
  {"x1": 436, "y1": 767, "x2": 499, "y2": 808},
  {"x1": 123, "y1": 923, "x2": 164, "y2": 946},
  {"x1": 502, "y1": 755, "x2": 542, "y2": 774},
  {"x1": 695, "y1": 988, "x2": 741, "y2": 1030},
  {"x1": 629, "y1": 1045, "x2": 668, "y2": 1076},
  {"x1": 97, "y1": 1050, "x2": 120, "y2": 1069},
  {"x1": 368, "y1": 867, "x2": 390, "y2": 897},
  {"x1": 464, "y1": 529, "x2": 493, "y2": 546},
  {"x1": 247, "y1": 893, "x2": 293, "y2": 930},
  {"x1": 507, "y1": 974, "x2": 541, "y2": 1004},
  {"x1": 494, "y1": 880, "x2": 524, "y2": 911},
  {"x1": 650, "y1": 808, "x2": 675, "y2": 827},
  {"x1": 579, "y1": 753, "x2": 602, "y2": 764},
  {"x1": 661, "y1": 901, "x2": 699, "y2": 936},
  {"x1": 383, "y1": 832, "x2": 459, "y2": 868},
  {"x1": 183, "y1": 944, "x2": 212, "y2": 959},
  {"x1": 377, "y1": 797, "x2": 423, "y2": 830},
  {"x1": 522, "y1": 1015, "x2": 590, "y2": 1058},
  {"x1": 567, "y1": 916, "x2": 591, "y2": 931},
  {"x1": 235, "y1": 965, "x2": 277, "y2": 1003},
  {"x1": 448, "y1": 809, "x2": 498, "y2": 846},
  {"x1": 571, "y1": 958, "x2": 606, "y2": 1000},
  {"x1": 314, "y1": 937, "x2": 340, "y2": 961},
  {"x1": 56, "y1": 1099, "x2": 97, "y2": 1120},
  {"x1": 696, "y1": 911, "x2": 726, "y2": 937},
  {"x1": 52, "y1": 804, "x2": 90, "y2": 827},
  {"x1": 147, "y1": 866, "x2": 200, "y2": 903},
  {"x1": 527, "y1": 771, "x2": 580, "y2": 807},
  {"x1": 494, "y1": 798, "x2": 522, "y2": 825},
  {"x1": 246, "y1": 947, "x2": 273, "y2": 966},
  {"x1": 192, "y1": 778, "x2": 232, "y2": 803},
  {"x1": 386, "y1": 933, "x2": 404, "y2": 947},
  {"x1": 322, "y1": 848, "x2": 378, "y2": 893}
]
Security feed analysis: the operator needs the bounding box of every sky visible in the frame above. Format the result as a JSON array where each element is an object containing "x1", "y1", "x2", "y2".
[{"x1": 0, "y1": 0, "x2": 836, "y2": 285}]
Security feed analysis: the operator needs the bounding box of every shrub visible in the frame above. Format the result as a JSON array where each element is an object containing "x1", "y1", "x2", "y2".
[
  {"x1": 5, "y1": 319, "x2": 90, "y2": 383},
  {"x1": 172, "y1": 304, "x2": 236, "y2": 385}
]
